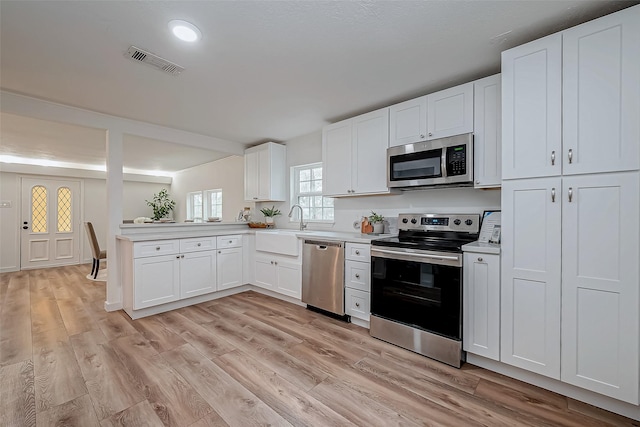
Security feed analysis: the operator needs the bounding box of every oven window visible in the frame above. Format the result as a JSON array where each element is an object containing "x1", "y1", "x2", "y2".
[
  {"x1": 371, "y1": 256, "x2": 462, "y2": 340},
  {"x1": 390, "y1": 148, "x2": 442, "y2": 181}
]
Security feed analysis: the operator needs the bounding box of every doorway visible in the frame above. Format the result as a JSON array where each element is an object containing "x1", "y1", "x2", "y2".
[{"x1": 20, "y1": 177, "x2": 81, "y2": 270}]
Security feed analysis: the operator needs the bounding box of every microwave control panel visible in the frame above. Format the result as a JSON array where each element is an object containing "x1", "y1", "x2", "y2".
[{"x1": 446, "y1": 145, "x2": 467, "y2": 176}]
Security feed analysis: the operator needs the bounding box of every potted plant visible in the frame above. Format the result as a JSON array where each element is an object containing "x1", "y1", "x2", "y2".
[
  {"x1": 145, "y1": 189, "x2": 176, "y2": 221},
  {"x1": 260, "y1": 205, "x2": 281, "y2": 225},
  {"x1": 369, "y1": 211, "x2": 385, "y2": 234}
]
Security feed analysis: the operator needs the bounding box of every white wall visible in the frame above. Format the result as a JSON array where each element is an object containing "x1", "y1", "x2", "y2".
[
  {"x1": 257, "y1": 130, "x2": 501, "y2": 232},
  {"x1": 171, "y1": 155, "x2": 251, "y2": 222},
  {"x1": 0, "y1": 170, "x2": 169, "y2": 271}
]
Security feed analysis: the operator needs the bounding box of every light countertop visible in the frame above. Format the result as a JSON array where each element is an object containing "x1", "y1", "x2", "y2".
[{"x1": 462, "y1": 241, "x2": 501, "y2": 254}]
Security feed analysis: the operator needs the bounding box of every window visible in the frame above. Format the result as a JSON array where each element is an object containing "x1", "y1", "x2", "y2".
[
  {"x1": 291, "y1": 163, "x2": 334, "y2": 222},
  {"x1": 57, "y1": 187, "x2": 72, "y2": 232},
  {"x1": 31, "y1": 185, "x2": 47, "y2": 233},
  {"x1": 187, "y1": 189, "x2": 222, "y2": 220}
]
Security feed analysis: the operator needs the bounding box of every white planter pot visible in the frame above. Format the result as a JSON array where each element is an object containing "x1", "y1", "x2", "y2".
[
  {"x1": 265, "y1": 217, "x2": 274, "y2": 224},
  {"x1": 372, "y1": 222, "x2": 384, "y2": 234}
]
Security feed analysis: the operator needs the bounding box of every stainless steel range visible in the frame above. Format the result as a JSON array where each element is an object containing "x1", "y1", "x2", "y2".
[{"x1": 370, "y1": 213, "x2": 480, "y2": 368}]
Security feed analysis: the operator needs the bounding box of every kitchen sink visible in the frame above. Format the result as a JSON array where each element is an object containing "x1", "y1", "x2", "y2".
[{"x1": 255, "y1": 230, "x2": 302, "y2": 256}]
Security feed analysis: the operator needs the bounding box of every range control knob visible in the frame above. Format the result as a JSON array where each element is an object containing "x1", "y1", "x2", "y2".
[
  {"x1": 453, "y1": 219, "x2": 461, "y2": 225},
  {"x1": 465, "y1": 219, "x2": 473, "y2": 226},
  {"x1": 410, "y1": 218, "x2": 417, "y2": 224},
  {"x1": 402, "y1": 218, "x2": 409, "y2": 224}
]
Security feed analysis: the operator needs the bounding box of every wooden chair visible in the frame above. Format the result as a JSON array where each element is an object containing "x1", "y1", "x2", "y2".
[{"x1": 85, "y1": 222, "x2": 106, "y2": 279}]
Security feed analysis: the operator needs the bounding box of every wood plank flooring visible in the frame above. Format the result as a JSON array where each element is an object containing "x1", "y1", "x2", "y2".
[{"x1": 1, "y1": 265, "x2": 638, "y2": 427}]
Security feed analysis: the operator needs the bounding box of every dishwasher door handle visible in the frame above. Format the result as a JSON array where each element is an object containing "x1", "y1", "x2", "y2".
[{"x1": 317, "y1": 245, "x2": 328, "y2": 250}]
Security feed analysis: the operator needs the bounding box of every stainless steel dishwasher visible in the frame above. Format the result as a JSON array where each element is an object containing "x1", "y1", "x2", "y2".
[{"x1": 302, "y1": 239, "x2": 345, "y2": 315}]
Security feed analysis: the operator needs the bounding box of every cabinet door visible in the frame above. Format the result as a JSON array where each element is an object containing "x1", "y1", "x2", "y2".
[
  {"x1": 180, "y1": 251, "x2": 216, "y2": 299},
  {"x1": 389, "y1": 96, "x2": 427, "y2": 147},
  {"x1": 322, "y1": 119, "x2": 352, "y2": 196},
  {"x1": 501, "y1": 178, "x2": 561, "y2": 378},
  {"x1": 463, "y1": 252, "x2": 500, "y2": 361},
  {"x1": 217, "y1": 247, "x2": 243, "y2": 291},
  {"x1": 473, "y1": 74, "x2": 502, "y2": 188},
  {"x1": 244, "y1": 150, "x2": 259, "y2": 201},
  {"x1": 256, "y1": 146, "x2": 271, "y2": 200},
  {"x1": 562, "y1": 7, "x2": 640, "y2": 176},
  {"x1": 254, "y1": 257, "x2": 276, "y2": 290},
  {"x1": 502, "y1": 34, "x2": 562, "y2": 180},
  {"x1": 561, "y1": 172, "x2": 639, "y2": 404},
  {"x1": 275, "y1": 261, "x2": 301, "y2": 299},
  {"x1": 134, "y1": 254, "x2": 180, "y2": 309},
  {"x1": 352, "y1": 108, "x2": 390, "y2": 195},
  {"x1": 426, "y1": 82, "x2": 473, "y2": 140},
  {"x1": 345, "y1": 288, "x2": 370, "y2": 321}
]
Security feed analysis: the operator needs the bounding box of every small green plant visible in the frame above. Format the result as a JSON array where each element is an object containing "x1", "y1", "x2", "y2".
[
  {"x1": 260, "y1": 205, "x2": 282, "y2": 217},
  {"x1": 368, "y1": 211, "x2": 384, "y2": 223},
  {"x1": 146, "y1": 189, "x2": 176, "y2": 220}
]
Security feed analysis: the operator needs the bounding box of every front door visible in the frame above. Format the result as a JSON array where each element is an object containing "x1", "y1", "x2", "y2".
[{"x1": 21, "y1": 177, "x2": 81, "y2": 269}]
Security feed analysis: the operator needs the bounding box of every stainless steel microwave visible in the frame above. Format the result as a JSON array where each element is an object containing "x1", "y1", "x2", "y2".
[{"x1": 387, "y1": 133, "x2": 473, "y2": 189}]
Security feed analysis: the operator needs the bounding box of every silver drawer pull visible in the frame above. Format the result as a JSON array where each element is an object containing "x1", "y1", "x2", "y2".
[
  {"x1": 355, "y1": 273, "x2": 360, "y2": 279},
  {"x1": 156, "y1": 246, "x2": 160, "y2": 250},
  {"x1": 568, "y1": 148, "x2": 573, "y2": 164},
  {"x1": 197, "y1": 243, "x2": 201, "y2": 247},
  {"x1": 229, "y1": 240, "x2": 233, "y2": 244},
  {"x1": 551, "y1": 150, "x2": 555, "y2": 165},
  {"x1": 355, "y1": 302, "x2": 360, "y2": 308},
  {"x1": 551, "y1": 188, "x2": 556, "y2": 203},
  {"x1": 176, "y1": 255, "x2": 180, "y2": 259},
  {"x1": 568, "y1": 187, "x2": 573, "y2": 203},
  {"x1": 355, "y1": 250, "x2": 360, "y2": 255},
  {"x1": 477, "y1": 257, "x2": 483, "y2": 262}
]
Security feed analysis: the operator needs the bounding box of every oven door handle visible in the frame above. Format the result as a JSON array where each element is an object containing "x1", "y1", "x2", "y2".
[{"x1": 371, "y1": 248, "x2": 461, "y2": 265}]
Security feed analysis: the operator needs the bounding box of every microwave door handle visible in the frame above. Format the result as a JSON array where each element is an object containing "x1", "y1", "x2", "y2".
[{"x1": 441, "y1": 149, "x2": 448, "y2": 178}]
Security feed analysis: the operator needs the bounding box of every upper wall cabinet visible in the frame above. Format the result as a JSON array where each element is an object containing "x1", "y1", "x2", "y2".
[
  {"x1": 562, "y1": 8, "x2": 640, "y2": 176},
  {"x1": 426, "y1": 82, "x2": 474, "y2": 140},
  {"x1": 502, "y1": 34, "x2": 562, "y2": 180},
  {"x1": 244, "y1": 142, "x2": 286, "y2": 202},
  {"x1": 323, "y1": 108, "x2": 392, "y2": 197},
  {"x1": 389, "y1": 96, "x2": 427, "y2": 147},
  {"x1": 473, "y1": 74, "x2": 502, "y2": 188},
  {"x1": 389, "y1": 83, "x2": 474, "y2": 148}
]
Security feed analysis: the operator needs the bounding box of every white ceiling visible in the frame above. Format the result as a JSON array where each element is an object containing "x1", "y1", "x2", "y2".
[{"x1": 0, "y1": 1, "x2": 637, "y2": 171}]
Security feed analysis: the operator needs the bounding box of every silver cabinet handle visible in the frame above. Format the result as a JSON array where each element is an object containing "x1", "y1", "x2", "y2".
[
  {"x1": 568, "y1": 149, "x2": 573, "y2": 164},
  {"x1": 355, "y1": 250, "x2": 360, "y2": 255},
  {"x1": 218, "y1": 250, "x2": 221, "y2": 254},
  {"x1": 476, "y1": 180, "x2": 480, "y2": 184},
  {"x1": 355, "y1": 302, "x2": 360, "y2": 307},
  {"x1": 477, "y1": 257, "x2": 483, "y2": 262},
  {"x1": 551, "y1": 188, "x2": 556, "y2": 202},
  {"x1": 568, "y1": 187, "x2": 573, "y2": 202},
  {"x1": 274, "y1": 261, "x2": 278, "y2": 265},
  {"x1": 428, "y1": 132, "x2": 433, "y2": 137},
  {"x1": 355, "y1": 273, "x2": 360, "y2": 279},
  {"x1": 181, "y1": 255, "x2": 184, "y2": 259},
  {"x1": 270, "y1": 261, "x2": 274, "y2": 264},
  {"x1": 197, "y1": 243, "x2": 201, "y2": 247},
  {"x1": 253, "y1": 197, "x2": 258, "y2": 200},
  {"x1": 229, "y1": 240, "x2": 233, "y2": 244},
  {"x1": 176, "y1": 255, "x2": 180, "y2": 259},
  {"x1": 551, "y1": 150, "x2": 555, "y2": 166},
  {"x1": 156, "y1": 246, "x2": 160, "y2": 250},
  {"x1": 420, "y1": 134, "x2": 425, "y2": 138}
]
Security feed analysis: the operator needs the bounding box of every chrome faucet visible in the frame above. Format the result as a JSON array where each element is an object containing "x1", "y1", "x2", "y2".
[{"x1": 288, "y1": 204, "x2": 307, "y2": 231}]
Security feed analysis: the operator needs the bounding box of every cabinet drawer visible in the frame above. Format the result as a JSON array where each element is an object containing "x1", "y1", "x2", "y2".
[
  {"x1": 134, "y1": 239, "x2": 180, "y2": 258},
  {"x1": 217, "y1": 235, "x2": 243, "y2": 249},
  {"x1": 180, "y1": 236, "x2": 217, "y2": 253},
  {"x1": 345, "y1": 260, "x2": 370, "y2": 292},
  {"x1": 345, "y1": 243, "x2": 370, "y2": 262},
  {"x1": 345, "y1": 288, "x2": 370, "y2": 321}
]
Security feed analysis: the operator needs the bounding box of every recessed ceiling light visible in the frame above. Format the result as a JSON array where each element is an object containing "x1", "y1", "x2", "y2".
[{"x1": 168, "y1": 20, "x2": 201, "y2": 42}]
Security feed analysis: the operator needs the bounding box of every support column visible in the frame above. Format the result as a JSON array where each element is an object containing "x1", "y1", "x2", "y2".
[{"x1": 105, "y1": 129, "x2": 123, "y2": 310}]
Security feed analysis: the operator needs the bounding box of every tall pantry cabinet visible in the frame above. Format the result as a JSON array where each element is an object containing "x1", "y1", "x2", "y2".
[{"x1": 501, "y1": 5, "x2": 640, "y2": 404}]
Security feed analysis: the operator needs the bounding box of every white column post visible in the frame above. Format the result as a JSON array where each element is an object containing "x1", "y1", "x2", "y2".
[{"x1": 105, "y1": 129, "x2": 123, "y2": 310}]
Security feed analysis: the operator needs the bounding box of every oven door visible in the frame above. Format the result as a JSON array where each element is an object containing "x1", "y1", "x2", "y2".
[{"x1": 371, "y1": 248, "x2": 462, "y2": 340}]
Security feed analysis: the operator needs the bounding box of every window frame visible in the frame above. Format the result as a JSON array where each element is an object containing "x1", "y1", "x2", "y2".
[
  {"x1": 290, "y1": 163, "x2": 334, "y2": 224},
  {"x1": 186, "y1": 189, "x2": 223, "y2": 220}
]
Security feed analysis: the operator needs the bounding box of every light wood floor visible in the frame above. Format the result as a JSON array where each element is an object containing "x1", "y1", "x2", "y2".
[{"x1": 1, "y1": 265, "x2": 638, "y2": 427}]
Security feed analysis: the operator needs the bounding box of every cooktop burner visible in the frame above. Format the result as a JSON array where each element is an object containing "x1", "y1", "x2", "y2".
[{"x1": 372, "y1": 213, "x2": 481, "y2": 253}]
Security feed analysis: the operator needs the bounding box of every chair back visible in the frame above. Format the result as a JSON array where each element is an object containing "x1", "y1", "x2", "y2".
[{"x1": 84, "y1": 222, "x2": 101, "y2": 259}]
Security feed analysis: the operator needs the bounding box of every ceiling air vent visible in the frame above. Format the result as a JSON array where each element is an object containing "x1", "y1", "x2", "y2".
[{"x1": 125, "y1": 46, "x2": 184, "y2": 76}]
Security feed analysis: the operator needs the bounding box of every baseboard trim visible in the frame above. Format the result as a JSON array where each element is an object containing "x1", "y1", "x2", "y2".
[
  {"x1": 467, "y1": 354, "x2": 640, "y2": 421},
  {"x1": 104, "y1": 301, "x2": 123, "y2": 312},
  {"x1": 0, "y1": 266, "x2": 20, "y2": 273}
]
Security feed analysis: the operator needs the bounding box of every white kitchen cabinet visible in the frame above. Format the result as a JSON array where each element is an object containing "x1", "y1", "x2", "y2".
[
  {"x1": 244, "y1": 142, "x2": 286, "y2": 202},
  {"x1": 345, "y1": 242, "x2": 371, "y2": 322},
  {"x1": 463, "y1": 251, "x2": 500, "y2": 361},
  {"x1": 426, "y1": 82, "x2": 473, "y2": 140},
  {"x1": 473, "y1": 74, "x2": 502, "y2": 188},
  {"x1": 560, "y1": 172, "x2": 639, "y2": 404},
  {"x1": 389, "y1": 96, "x2": 427, "y2": 147},
  {"x1": 180, "y1": 250, "x2": 217, "y2": 299},
  {"x1": 501, "y1": 178, "x2": 562, "y2": 379},
  {"x1": 322, "y1": 108, "x2": 392, "y2": 197},
  {"x1": 502, "y1": 34, "x2": 562, "y2": 180},
  {"x1": 216, "y1": 235, "x2": 243, "y2": 291},
  {"x1": 562, "y1": 8, "x2": 640, "y2": 176},
  {"x1": 134, "y1": 254, "x2": 181, "y2": 309},
  {"x1": 254, "y1": 254, "x2": 302, "y2": 299}
]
